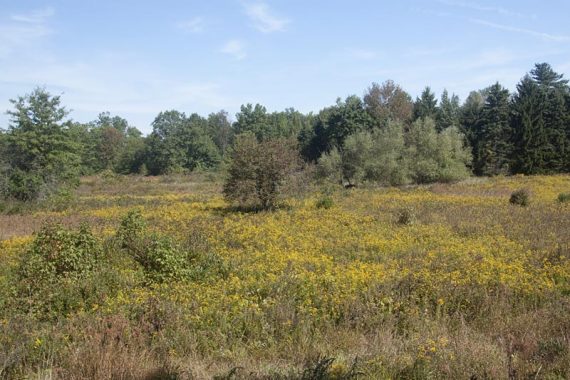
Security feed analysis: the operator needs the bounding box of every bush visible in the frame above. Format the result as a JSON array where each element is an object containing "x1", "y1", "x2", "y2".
[
  {"x1": 117, "y1": 210, "x2": 191, "y2": 283},
  {"x1": 510, "y1": 188, "x2": 530, "y2": 206},
  {"x1": 316, "y1": 196, "x2": 334, "y2": 209},
  {"x1": 17, "y1": 223, "x2": 103, "y2": 318},
  {"x1": 20, "y1": 223, "x2": 101, "y2": 281},
  {"x1": 223, "y1": 134, "x2": 301, "y2": 210},
  {"x1": 557, "y1": 192, "x2": 570, "y2": 203}
]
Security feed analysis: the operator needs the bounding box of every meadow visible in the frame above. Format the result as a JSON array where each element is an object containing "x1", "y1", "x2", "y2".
[{"x1": 1, "y1": 174, "x2": 569, "y2": 379}]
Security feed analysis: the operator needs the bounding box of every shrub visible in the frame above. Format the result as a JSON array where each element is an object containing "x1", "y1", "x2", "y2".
[
  {"x1": 116, "y1": 209, "x2": 147, "y2": 255},
  {"x1": 557, "y1": 192, "x2": 570, "y2": 203},
  {"x1": 316, "y1": 196, "x2": 334, "y2": 209},
  {"x1": 117, "y1": 210, "x2": 191, "y2": 283},
  {"x1": 16, "y1": 223, "x2": 103, "y2": 318},
  {"x1": 20, "y1": 223, "x2": 101, "y2": 281},
  {"x1": 510, "y1": 188, "x2": 530, "y2": 206},
  {"x1": 223, "y1": 134, "x2": 301, "y2": 210}
]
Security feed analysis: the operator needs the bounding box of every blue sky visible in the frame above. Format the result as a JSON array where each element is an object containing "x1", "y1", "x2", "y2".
[{"x1": 1, "y1": 0, "x2": 569, "y2": 133}]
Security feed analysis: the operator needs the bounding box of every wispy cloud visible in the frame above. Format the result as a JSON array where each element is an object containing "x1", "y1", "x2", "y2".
[
  {"x1": 10, "y1": 7, "x2": 55, "y2": 24},
  {"x1": 471, "y1": 19, "x2": 570, "y2": 42},
  {"x1": 437, "y1": 0, "x2": 530, "y2": 18},
  {"x1": 0, "y1": 52, "x2": 236, "y2": 131},
  {"x1": 243, "y1": 2, "x2": 289, "y2": 33},
  {"x1": 0, "y1": 7, "x2": 55, "y2": 58},
  {"x1": 176, "y1": 17, "x2": 205, "y2": 33},
  {"x1": 220, "y1": 39, "x2": 247, "y2": 60}
]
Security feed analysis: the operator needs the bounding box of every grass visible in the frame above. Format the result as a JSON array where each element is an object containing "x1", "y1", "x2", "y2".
[{"x1": 1, "y1": 174, "x2": 569, "y2": 379}]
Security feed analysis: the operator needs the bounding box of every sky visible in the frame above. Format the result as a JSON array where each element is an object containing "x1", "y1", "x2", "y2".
[{"x1": 1, "y1": 0, "x2": 570, "y2": 134}]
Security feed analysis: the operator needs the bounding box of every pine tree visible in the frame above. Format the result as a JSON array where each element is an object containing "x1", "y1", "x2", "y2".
[
  {"x1": 511, "y1": 76, "x2": 549, "y2": 174},
  {"x1": 413, "y1": 87, "x2": 438, "y2": 121},
  {"x1": 530, "y1": 63, "x2": 569, "y2": 172},
  {"x1": 437, "y1": 89, "x2": 460, "y2": 131},
  {"x1": 477, "y1": 83, "x2": 512, "y2": 175},
  {"x1": 460, "y1": 91, "x2": 485, "y2": 171}
]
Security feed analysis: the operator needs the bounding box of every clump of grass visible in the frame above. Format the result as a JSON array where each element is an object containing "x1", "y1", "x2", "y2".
[
  {"x1": 396, "y1": 206, "x2": 417, "y2": 225},
  {"x1": 509, "y1": 188, "x2": 530, "y2": 206},
  {"x1": 316, "y1": 196, "x2": 334, "y2": 209},
  {"x1": 557, "y1": 192, "x2": 570, "y2": 203}
]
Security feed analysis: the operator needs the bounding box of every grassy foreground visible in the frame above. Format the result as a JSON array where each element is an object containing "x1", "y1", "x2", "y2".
[{"x1": 1, "y1": 174, "x2": 570, "y2": 379}]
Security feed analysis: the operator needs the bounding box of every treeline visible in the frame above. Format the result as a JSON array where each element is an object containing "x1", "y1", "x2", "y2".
[{"x1": 0, "y1": 62, "x2": 569, "y2": 201}]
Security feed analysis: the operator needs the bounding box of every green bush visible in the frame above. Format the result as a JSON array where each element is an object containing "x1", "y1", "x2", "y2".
[
  {"x1": 117, "y1": 210, "x2": 191, "y2": 283},
  {"x1": 557, "y1": 192, "x2": 570, "y2": 203},
  {"x1": 510, "y1": 188, "x2": 530, "y2": 206},
  {"x1": 20, "y1": 223, "x2": 101, "y2": 281},
  {"x1": 223, "y1": 134, "x2": 301, "y2": 210},
  {"x1": 16, "y1": 223, "x2": 103, "y2": 318},
  {"x1": 316, "y1": 196, "x2": 334, "y2": 209}
]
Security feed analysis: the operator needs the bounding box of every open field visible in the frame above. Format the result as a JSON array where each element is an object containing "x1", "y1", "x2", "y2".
[{"x1": 1, "y1": 174, "x2": 570, "y2": 379}]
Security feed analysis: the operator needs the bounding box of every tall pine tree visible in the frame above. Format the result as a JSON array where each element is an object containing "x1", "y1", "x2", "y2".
[
  {"x1": 477, "y1": 83, "x2": 512, "y2": 175},
  {"x1": 511, "y1": 75, "x2": 549, "y2": 174},
  {"x1": 531, "y1": 63, "x2": 569, "y2": 172},
  {"x1": 413, "y1": 87, "x2": 438, "y2": 121}
]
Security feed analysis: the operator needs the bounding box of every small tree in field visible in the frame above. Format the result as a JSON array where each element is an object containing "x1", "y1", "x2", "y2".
[{"x1": 223, "y1": 134, "x2": 301, "y2": 210}]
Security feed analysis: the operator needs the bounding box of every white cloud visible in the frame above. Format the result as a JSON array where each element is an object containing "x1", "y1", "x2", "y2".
[
  {"x1": 0, "y1": 7, "x2": 55, "y2": 58},
  {"x1": 220, "y1": 39, "x2": 247, "y2": 60},
  {"x1": 437, "y1": 0, "x2": 529, "y2": 18},
  {"x1": 10, "y1": 7, "x2": 55, "y2": 24},
  {"x1": 471, "y1": 19, "x2": 570, "y2": 42},
  {"x1": 176, "y1": 17, "x2": 205, "y2": 33},
  {"x1": 243, "y1": 2, "x2": 289, "y2": 33}
]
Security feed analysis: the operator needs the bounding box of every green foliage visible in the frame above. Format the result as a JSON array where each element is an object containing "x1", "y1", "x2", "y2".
[
  {"x1": 407, "y1": 118, "x2": 472, "y2": 183},
  {"x1": 117, "y1": 210, "x2": 191, "y2": 283},
  {"x1": 145, "y1": 111, "x2": 221, "y2": 175},
  {"x1": 476, "y1": 83, "x2": 512, "y2": 176},
  {"x1": 510, "y1": 188, "x2": 530, "y2": 206},
  {"x1": 413, "y1": 86, "x2": 438, "y2": 121},
  {"x1": 21, "y1": 223, "x2": 101, "y2": 280},
  {"x1": 224, "y1": 134, "x2": 301, "y2": 209},
  {"x1": 315, "y1": 196, "x2": 334, "y2": 209},
  {"x1": 1, "y1": 88, "x2": 81, "y2": 201},
  {"x1": 511, "y1": 64, "x2": 570, "y2": 175},
  {"x1": 557, "y1": 192, "x2": 570, "y2": 203},
  {"x1": 317, "y1": 118, "x2": 471, "y2": 186},
  {"x1": 16, "y1": 223, "x2": 103, "y2": 318},
  {"x1": 437, "y1": 89, "x2": 461, "y2": 131}
]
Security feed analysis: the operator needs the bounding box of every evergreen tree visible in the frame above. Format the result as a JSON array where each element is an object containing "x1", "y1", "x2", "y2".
[
  {"x1": 1, "y1": 88, "x2": 81, "y2": 201},
  {"x1": 477, "y1": 83, "x2": 512, "y2": 175},
  {"x1": 437, "y1": 89, "x2": 460, "y2": 131},
  {"x1": 413, "y1": 87, "x2": 438, "y2": 121},
  {"x1": 460, "y1": 90, "x2": 486, "y2": 169},
  {"x1": 511, "y1": 76, "x2": 549, "y2": 174},
  {"x1": 531, "y1": 63, "x2": 569, "y2": 171}
]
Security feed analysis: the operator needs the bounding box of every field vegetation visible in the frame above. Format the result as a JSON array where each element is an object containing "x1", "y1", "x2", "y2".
[{"x1": 1, "y1": 173, "x2": 569, "y2": 379}]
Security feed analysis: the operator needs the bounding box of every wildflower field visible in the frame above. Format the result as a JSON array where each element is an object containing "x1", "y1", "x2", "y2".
[{"x1": 1, "y1": 174, "x2": 570, "y2": 379}]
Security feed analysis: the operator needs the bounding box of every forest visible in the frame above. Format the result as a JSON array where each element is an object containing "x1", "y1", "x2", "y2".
[{"x1": 1, "y1": 62, "x2": 569, "y2": 206}]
